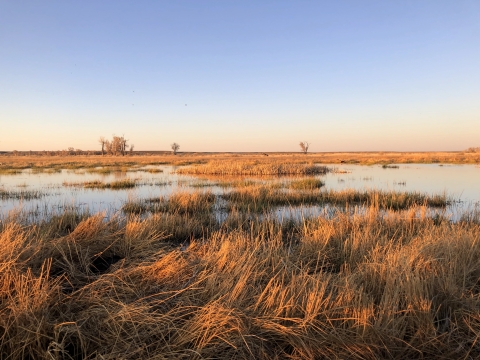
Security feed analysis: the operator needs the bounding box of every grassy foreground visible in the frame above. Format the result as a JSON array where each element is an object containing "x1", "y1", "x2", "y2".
[{"x1": 1, "y1": 197, "x2": 479, "y2": 359}]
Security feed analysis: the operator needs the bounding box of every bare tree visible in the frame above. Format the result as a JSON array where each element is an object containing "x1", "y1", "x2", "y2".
[
  {"x1": 171, "y1": 142, "x2": 180, "y2": 155},
  {"x1": 99, "y1": 137, "x2": 106, "y2": 156},
  {"x1": 129, "y1": 144, "x2": 134, "y2": 155},
  {"x1": 121, "y1": 136, "x2": 128, "y2": 156},
  {"x1": 299, "y1": 141, "x2": 310, "y2": 154},
  {"x1": 98, "y1": 135, "x2": 130, "y2": 156},
  {"x1": 105, "y1": 140, "x2": 112, "y2": 155},
  {"x1": 109, "y1": 135, "x2": 128, "y2": 156}
]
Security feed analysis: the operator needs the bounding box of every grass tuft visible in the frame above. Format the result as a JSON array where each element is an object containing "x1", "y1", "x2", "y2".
[
  {"x1": 177, "y1": 160, "x2": 329, "y2": 176},
  {"x1": 63, "y1": 179, "x2": 137, "y2": 189}
]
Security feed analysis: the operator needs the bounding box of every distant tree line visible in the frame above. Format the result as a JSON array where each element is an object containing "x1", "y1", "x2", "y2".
[
  {"x1": 466, "y1": 147, "x2": 480, "y2": 153},
  {"x1": 7, "y1": 149, "x2": 97, "y2": 156}
]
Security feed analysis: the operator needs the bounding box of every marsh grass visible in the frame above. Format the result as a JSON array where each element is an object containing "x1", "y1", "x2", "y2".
[
  {"x1": 0, "y1": 202, "x2": 479, "y2": 359},
  {"x1": 76, "y1": 166, "x2": 164, "y2": 175},
  {"x1": 177, "y1": 161, "x2": 329, "y2": 176},
  {"x1": 123, "y1": 191, "x2": 216, "y2": 216},
  {"x1": 63, "y1": 179, "x2": 137, "y2": 190},
  {"x1": 190, "y1": 180, "x2": 214, "y2": 188},
  {"x1": 0, "y1": 168, "x2": 23, "y2": 175},
  {"x1": 138, "y1": 168, "x2": 163, "y2": 173},
  {"x1": 0, "y1": 188, "x2": 46, "y2": 200},
  {"x1": 189, "y1": 176, "x2": 276, "y2": 189},
  {"x1": 288, "y1": 178, "x2": 325, "y2": 190},
  {"x1": 85, "y1": 167, "x2": 117, "y2": 174},
  {"x1": 1, "y1": 151, "x2": 480, "y2": 174},
  {"x1": 31, "y1": 167, "x2": 62, "y2": 174},
  {"x1": 224, "y1": 186, "x2": 448, "y2": 212},
  {"x1": 0, "y1": 159, "x2": 475, "y2": 360}
]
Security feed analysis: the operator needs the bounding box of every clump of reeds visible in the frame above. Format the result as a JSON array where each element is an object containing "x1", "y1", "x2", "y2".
[
  {"x1": 31, "y1": 168, "x2": 62, "y2": 174},
  {"x1": 288, "y1": 177, "x2": 325, "y2": 190},
  {"x1": 85, "y1": 167, "x2": 116, "y2": 174},
  {"x1": 318, "y1": 188, "x2": 448, "y2": 209},
  {"x1": 223, "y1": 186, "x2": 448, "y2": 212},
  {"x1": 187, "y1": 175, "x2": 267, "y2": 189},
  {"x1": 123, "y1": 190, "x2": 216, "y2": 215},
  {"x1": 63, "y1": 179, "x2": 137, "y2": 189},
  {"x1": 140, "y1": 168, "x2": 163, "y2": 173},
  {"x1": 177, "y1": 160, "x2": 329, "y2": 176},
  {"x1": 0, "y1": 188, "x2": 46, "y2": 200},
  {"x1": 0, "y1": 168, "x2": 23, "y2": 175}
]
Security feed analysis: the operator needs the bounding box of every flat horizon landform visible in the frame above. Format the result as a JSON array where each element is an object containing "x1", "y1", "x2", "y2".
[{"x1": 1, "y1": 150, "x2": 480, "y2": 166}]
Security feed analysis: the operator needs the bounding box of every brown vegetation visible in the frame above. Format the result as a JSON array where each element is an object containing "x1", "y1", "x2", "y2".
[
  {"x1": 63, "y1": 179, "x2": 137, "y2": 190},
  {"x1": 0, "y1": 152, "x2": 479, "y2": 358},
  {"x1": 0, "y1": 199, "x2": 479, "y2": 359},
  {"x1": 176, "y1": 161, "x2": 329, "y2": 176},
  {"x1": 222, "y1": 185, "x2": 448, "y2": 212},
  {"x1": 0, "y1": 151, "x2": 479, "y2": 171}
]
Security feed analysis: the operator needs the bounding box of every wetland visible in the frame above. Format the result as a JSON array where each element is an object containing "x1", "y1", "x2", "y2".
[{"x1": 1, "y1": 157, "x2": 480, "y2": 359}]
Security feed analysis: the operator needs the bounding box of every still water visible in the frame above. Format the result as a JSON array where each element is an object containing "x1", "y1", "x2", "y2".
[{"x1": 1, "y1": 164, "x2": 479, "y2": 221}]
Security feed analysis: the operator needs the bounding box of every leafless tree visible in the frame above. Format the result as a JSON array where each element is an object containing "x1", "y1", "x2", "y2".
[
  {"x1": 121, "y1": 136, "x2": 128, "y2": 156},
  {"x1": 109, "y1": 135, "x2": 128, "y2": 156},
  {"x1": 98, "y1": 135, "x2": 130, "y2": 156},
  {"x1": 99, "y1": 137, "x2": 106, "y2": 155},
  {"x1": 171, "y1": 142, "x2": 180, "y2": 155},
  {"x1": 299, "y1": 141, "x2": 310, "y2": 154},
  {"x1": 129, "y1": 144, "x2": 134, "y2": 155},
  {"x1": 105, "y1": 140, "x2": 112, "y2": 155}
]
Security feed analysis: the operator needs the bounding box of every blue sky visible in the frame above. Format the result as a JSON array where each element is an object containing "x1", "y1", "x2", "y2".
[{"x1": 1, "y1": 1, "x2": 479, "y2": 152}]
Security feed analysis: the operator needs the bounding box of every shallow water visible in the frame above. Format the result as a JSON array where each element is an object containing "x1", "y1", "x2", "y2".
[
  {"x1": 321, "y1": 164, "x2": 479, "y2": 202},
  {"x1": 0, "y1": 164, "x2": 479, "y2": 221}
]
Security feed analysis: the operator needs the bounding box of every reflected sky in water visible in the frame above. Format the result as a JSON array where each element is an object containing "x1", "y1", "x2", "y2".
[
  {"x1": 1, "y1": 164, "x2": 479, "y2": 221},
  {"x1": 319, "y1": 164, "x2": 480, "y2": 203}
]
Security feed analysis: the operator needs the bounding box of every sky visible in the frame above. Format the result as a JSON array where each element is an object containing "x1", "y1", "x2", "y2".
[{"x1": 1, "y1": 1, "x2": 479, "y2": 152}]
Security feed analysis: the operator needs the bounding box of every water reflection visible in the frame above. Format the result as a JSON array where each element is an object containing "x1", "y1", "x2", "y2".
[{"x1": 0, "y1": 164, "x2": 479, "y2": 222}]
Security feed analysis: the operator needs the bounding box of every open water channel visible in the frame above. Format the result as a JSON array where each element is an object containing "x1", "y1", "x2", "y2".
[{"x1": 1, "y1": 164, "x2": 479, "y2": 222}]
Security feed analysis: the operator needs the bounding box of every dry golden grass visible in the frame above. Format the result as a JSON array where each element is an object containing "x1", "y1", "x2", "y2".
[
  {"x1": 1, "y1": 150, "x2": 479, "y2": 171},
  {"x1": 0, "y1": 188, "x2": 46, "y2": 200},
  {"x1": 123, "y1": 191, "x2": 217, "y2": 216},
  {"x1": 63, "y1": 179, "x2": 137, "y2": 189},
  {"x1": 223, "y1": 185, "x2": 448, "y2": 212},
  {"x1": 176, "y1": 161, "x2": 329, "y2": 176},
  {"x1": 1, "y1": 194, "x2": 479, "y2": 358}
]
